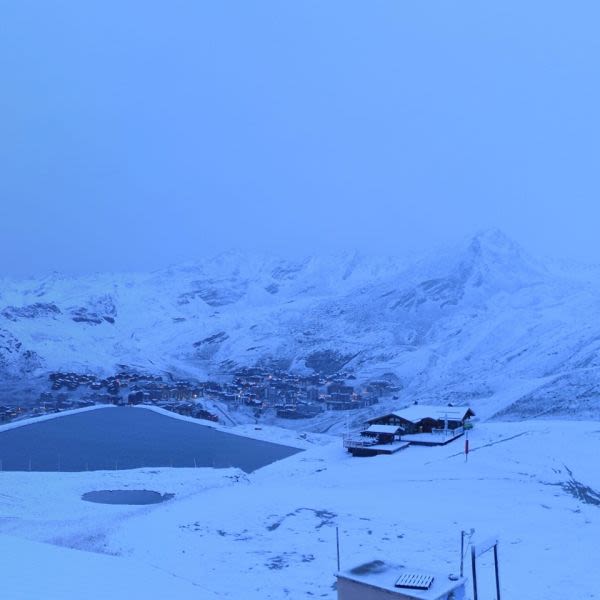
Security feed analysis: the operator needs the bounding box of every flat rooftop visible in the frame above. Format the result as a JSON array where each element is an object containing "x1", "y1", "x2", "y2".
[{"x1": 337, "y1": 560, "x2": 465, "y2": 600}]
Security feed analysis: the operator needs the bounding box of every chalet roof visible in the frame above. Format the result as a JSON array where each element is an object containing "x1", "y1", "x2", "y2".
[
  {"x1": 365, "y1": 424, "x2": 403, "y2": 435},
  {"x1": 368, "y1": 405, "x2": 474, "y2": 425}
]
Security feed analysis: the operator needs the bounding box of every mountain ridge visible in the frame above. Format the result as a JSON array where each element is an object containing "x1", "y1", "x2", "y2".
[{"x1": 1, "y1": 230, "x2": 599, "y2": 420}]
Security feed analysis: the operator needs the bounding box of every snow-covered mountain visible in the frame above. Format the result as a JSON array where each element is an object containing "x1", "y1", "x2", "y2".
[{"x1": 2, "y1": 229, "x2": 600, "y2": 419}]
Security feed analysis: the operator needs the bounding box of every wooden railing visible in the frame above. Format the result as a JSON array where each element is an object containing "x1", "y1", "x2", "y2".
[
  {"x1": 431, "y1": 425, "x2": 464, "y2": 436},
  {"x1": 343, "y1": 435, "x2": 378, "y2": 448}
]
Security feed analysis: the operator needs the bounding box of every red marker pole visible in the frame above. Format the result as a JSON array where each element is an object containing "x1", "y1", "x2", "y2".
[{"x1": 464, "y1": 436, "x2": 469, "y2": 463}]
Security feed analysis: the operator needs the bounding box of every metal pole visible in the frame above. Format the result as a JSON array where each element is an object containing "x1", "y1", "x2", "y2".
[
  {"x1": 336, "y1": 527, "x2": 340, "y2": 572},
  {"x1": 494, "y1": 544, "x2": 501, "y2": 600},
  {"x1": 471, "y1": 546, "x2": 478, "y2": 600},
  {"x1": 460, "y1": 530, "x2": 465, "y2": 577}
]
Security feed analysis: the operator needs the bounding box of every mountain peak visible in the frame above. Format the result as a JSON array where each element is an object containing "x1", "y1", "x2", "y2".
[
  {"x1": 469, "y1": 228, "x2": 523, "y2": 256},
  {"x1": 457, "y1": 229, "x2": 545, "y2": 290}
]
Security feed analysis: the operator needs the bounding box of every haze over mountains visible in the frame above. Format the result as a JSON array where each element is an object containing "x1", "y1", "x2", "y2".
[{"x1": 2, "y1": 229, "x2": 600, "y2": 420}]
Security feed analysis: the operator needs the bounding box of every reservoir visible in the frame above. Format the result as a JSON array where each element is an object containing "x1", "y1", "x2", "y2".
[{"x1": 0, "y1": 407, "x2": 301, "y2": 472}]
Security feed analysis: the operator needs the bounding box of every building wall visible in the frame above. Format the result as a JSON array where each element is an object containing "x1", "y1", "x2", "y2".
[
  {"x1": 337, "y1": 577, "x2": 466, "y2": 600},
  {"x1": 338, "y1": 578, "x2": 413, "y2": 600}
]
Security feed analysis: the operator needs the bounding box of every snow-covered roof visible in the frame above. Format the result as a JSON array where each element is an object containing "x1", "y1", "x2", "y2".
[
  {"x1": 395, "y1": 405, "x2": 473, "y2": 423},
  {"x1": 369, "y1": 405, "x2": 474, "y2": 425},
  {"x1": 365, "y1": 424, "x2": 402, "y2": 435}
]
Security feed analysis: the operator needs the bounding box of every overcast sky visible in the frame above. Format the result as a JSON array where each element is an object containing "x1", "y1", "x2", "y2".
[{"x1": 1, "y1": 2, "x2": 600, "y2": 276}]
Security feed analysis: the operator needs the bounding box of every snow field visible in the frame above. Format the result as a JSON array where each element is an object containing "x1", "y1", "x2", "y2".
[{"x1": 1, "y1": 420, "x2": 599, "y2": 598}]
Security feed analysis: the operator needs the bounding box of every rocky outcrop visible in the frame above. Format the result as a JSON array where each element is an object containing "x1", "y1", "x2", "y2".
[{"x1": 2, "y1": 303, "x2": 61, "y2": 321}]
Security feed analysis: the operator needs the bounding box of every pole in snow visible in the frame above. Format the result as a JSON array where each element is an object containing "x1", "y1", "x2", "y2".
[
  {"x1": 460, "y1": 530, "x2": 465, "y2": 578},
  {"x1": 471, "y1": 536, "x2": 500, "y2": 600},
  {"x1": 471, "y1": 545, "x2": 478, "y2": 600},
  {"x1": 494, "y1": 544, "x2": 501, "y2": 600},
  {"x1": 336, "y1": 527, "x2": 340, "y2": 572},
  {"x1": 460, "y1": 528, "x2": 474, "y2": 578}
]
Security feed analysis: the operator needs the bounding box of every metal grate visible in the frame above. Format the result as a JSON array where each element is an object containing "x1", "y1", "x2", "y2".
[{"x1": 394, "y1": 573, "x2": 434, "y2": 590}]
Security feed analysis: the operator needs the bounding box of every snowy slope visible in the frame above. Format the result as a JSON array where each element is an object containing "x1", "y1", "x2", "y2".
[
  {"x1": 1, "y1": 410, "x2": 599, "y2": 599},
  {"x1": 2, "y1": 229, "x2": 600, "y2": 419},
  {"x1": 0, "y1": 533, "x2": 220, "y2": 600}
]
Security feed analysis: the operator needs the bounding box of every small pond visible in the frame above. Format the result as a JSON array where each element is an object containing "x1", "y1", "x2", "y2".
[{"x1": 82, "y1": 489, "x2": 174, "y2": 505}]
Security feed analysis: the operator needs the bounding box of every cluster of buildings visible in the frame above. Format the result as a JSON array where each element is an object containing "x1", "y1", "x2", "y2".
[
  {"x1": 0, "y1": 394, "x2": 96, "y2": 423},
  {"x1": 229, "y1": 367, "x2": 395, "y2": 418},
  {"x1": 0, "y1": 405, "x2": 27, "y2": 422},
  {"x1": 42, "y1": 371, "x2": 220, "y2": 421},
  {"x1": 1, "y1": 367, "x2": 400, "y2": 426}
]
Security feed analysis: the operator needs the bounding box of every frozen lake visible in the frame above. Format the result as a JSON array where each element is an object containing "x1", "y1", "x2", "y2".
[{"x1": 0, "y1": 407, "x2": 301, "y2": 472}]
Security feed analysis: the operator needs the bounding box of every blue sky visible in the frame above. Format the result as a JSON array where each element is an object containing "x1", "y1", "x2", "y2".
[{"x1": 1, "y1": 2, "x2": 600, "y2": 276}]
